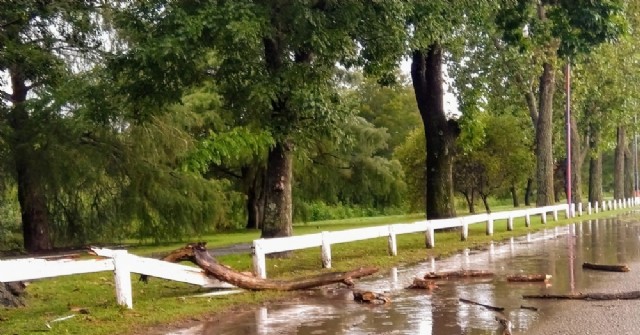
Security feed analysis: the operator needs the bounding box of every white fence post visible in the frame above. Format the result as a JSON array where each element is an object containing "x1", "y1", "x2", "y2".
[
  {"x1": 564, "y1": 206, "x2": 570, "y2": 219},
  {"x1": 387, "y1": 225, "x2": 397, "y2": 256},
  {"x1": 553, "y1": 209, "x2": 558, "y2": 221},
  {"x1": 426, "y1": 227, "x2": 435, "y2": 249},
  {"x1": 112, "y1": 250, "x2": 133, "y2": 309},
  {"x1": 570, "y1": 203, "x2": 576, "y2": 218},
  {"x1": 321, "y1": 231, "x2": 332, "y2": 269},
  {"x1": 461, "y1": 221, "x2": 469, "y2": 241},
  {"x1": 252, "y1": 239, "x2": 267, "y2": 279},
  {"x1": 595, "y1": 201, "x2": 599, "y2": 213},
  {"x1": 486, "y1": 216, "x2": 494, "y2": 236},
  {"x1": 541, "y1": 212, "x2": 547, "y2": 224},
  {"x1": 578, "y1": 202, "x2": 583, "y2": 216},
  {"x1": 525, "y1": 213, "x2": 531, "y2": 227},
  {"x1": 507, "y1": 216, "x2": 514, "y2": 231},
  {"x1": 613, "y1": 200, "x2": 618, "y2": 210},
  {"x1": 587, "y1": 202, "x2": 592, "y2": 215}
]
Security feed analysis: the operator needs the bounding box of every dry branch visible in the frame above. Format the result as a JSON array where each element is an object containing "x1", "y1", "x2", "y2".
[
  {"x1": 459, "y1": 298, "x2": 505, "y2": 312},
  {"x1": 425, "y1": 269, "x2": 494, "y2": 280},
  {"x1": 520, "y1": 305, "x2": 538, "y2": 311},
  {"x1": 523, "y1": 291, "x2": 640, "y2": 300},
  {"x1": 507, "y1": 274, "x2": 551, "y2": 282},
  {"x1": 190, "y1": 243, "x2": 378, "y2": 290},
  {"x1": 582, "y1": 262, "x2": 630, "y2": 272}
]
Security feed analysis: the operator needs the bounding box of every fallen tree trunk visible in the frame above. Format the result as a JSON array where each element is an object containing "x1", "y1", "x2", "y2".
[
  {"x1": 582, "y1": 262, "x2": 630, "y2": 272},
  {"x1": 459, "y1": 298, "x2": 504, "y2": 312},
  {"x1": 190, "y1": 243, "x2": 378, "y2": 290},
  {"x1": 523, "y1": 291, "x2": 640, "y2": 300},
  {"x1": 425, "y1": 269, "x2": 494, "y2": 280},
  {"x1": 139, "y1": 245, "x2": 199, "y2": 283},
  {"x1": 507, "y1": 274, "x2": 551, "y2": 282}
]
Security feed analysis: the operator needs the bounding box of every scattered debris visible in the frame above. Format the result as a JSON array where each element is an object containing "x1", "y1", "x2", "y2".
[
  {"x1": 520, "y1": 305, "x2": 539, "y2": 311},
  {"x1": 495, "y1": 314, "x2": 513, "y2": 335},
  {"x1": 582, "y1": 262, "x2": 630, "y2": 272},
  {"x1": 405, "y1": 278, "x2": 438, "y2": 290},
  {"x1": 352, "y1": 290, "x2": 390, "y2": 304},
  {"x1": 45, "y1": 314, "x2": 76, "y2": 329}
]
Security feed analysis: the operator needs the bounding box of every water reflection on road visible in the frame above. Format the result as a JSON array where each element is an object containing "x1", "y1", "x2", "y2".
[{"x1": 168, "y1": 214, "x2": 640, "y2": 335}]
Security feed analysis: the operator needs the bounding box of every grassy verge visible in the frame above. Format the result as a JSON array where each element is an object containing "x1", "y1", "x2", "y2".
[{"x1": 1, "y1": 208, "x2": 631, "y2": 335}]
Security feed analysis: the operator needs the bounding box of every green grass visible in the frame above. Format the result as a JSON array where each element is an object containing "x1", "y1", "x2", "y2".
[{"x1": 1, "y1": 207, "x2": 632, "y2": 335}]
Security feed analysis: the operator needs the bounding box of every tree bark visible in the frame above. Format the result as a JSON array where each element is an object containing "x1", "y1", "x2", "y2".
[
  {"x1": 525, "y1": 178, "x2": 533, "y2": 206},
  {"x1": 9, "y1": 65, "x2": 52, "y2": 252},
  {"x1": 243, "y1": 165, "x2": 266, "y2": 230},
  {"x1": 614, "y1": 126, "x2": 626, "y2": 199},
  {"x1": 510, "y1": 185, "x2": 519, "y2": 207},
  {"x1": 480, "y1": 193, "x2": 490, "y2": 213},
  {"x1": 570, "y1": 111, "x2": 584, "y2": 203},
  {"x1": 582, "y1": 262, "x2": 630, "y2": 272},
  {"x1": 261, "y1": 141, "x2": 293, "y2": 239},
  {"x1": 462, "y1": 191, "x2": 475, "y2": 214},
  {"x1": 411, "y1": 44, "x2": 457, "y2": 219},
  {"x1": 624, "y1": 142, "x2": 634, "y2": 198},
  {"x1": 190, "y1": 244, "x2": 378, "y2": 290},
  {"x1": 535, "y1": 60, "x2": 556, "y2": 206}
]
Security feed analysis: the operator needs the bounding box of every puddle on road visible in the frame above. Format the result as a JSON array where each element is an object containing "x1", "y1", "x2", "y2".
[{"x1": 166, "y1": 214, "x2": 640, "y2": 335}]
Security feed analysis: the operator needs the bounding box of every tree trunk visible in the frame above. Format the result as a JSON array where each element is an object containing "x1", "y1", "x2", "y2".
[
  {"x1": 614, "y1": 126, "x2": 626, "y2": 199},
  {"x1": 462, "y1": 191, "x2": 475, "y2": 214},
  {"x1": 535, "y1": 61, "x2": 556, "y2": 206},
  {"x1": 625, "y1": 142, "x2": 634, "y2": 198},
  {"x1": 411, "y1": 44, "x2": 457, "y2": 219},
  {"x1": 525, "y1": 178, "x2": 533, "y2": 206},
  {"x1": 480, "y1": 193, "x2": 490, "y2": 213},
  {"x1": 588, "y1": 116, "x2": 603, "y2": 204},
  {"x1": 9, "y1": 65, "x2": 52, "y2": 252},
  {"x1": 261, "y1": 141, "x2": 293, "y2": 239},
  {"x1": 243, "y1": 165, "x2": 266, "y2": 230},
  {"x1": 510, "y1": 185, "x2": 519, "y2": 207}
]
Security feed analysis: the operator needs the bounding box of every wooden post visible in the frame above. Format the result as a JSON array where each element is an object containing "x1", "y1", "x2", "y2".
[
  {"x1": 613, "y1": 200, "x2": 618, "y2": 210},
  {"x1": 541, "y1": 212, "x2": 547, "y2": 224},
  {"x1": 553, "y1": 209, "x2": 558, "y2": 221},
  {"x1": 486, "y1": 217, "x2": 494, "y2": 236},
  {"x1": 565, "y1": 206, "x2": 570, "y2": 218},
  {"x1": 587, "y1": 202, "x2": 592, "y2": 215},
  {"x1": 507, "y1": 216, "x2": 514, "y2": 231},
  {"x1": 387, "y1": 225, "x2": 397, "y2": 256},
  {"x1": 525, "y1": 213, "x2": 531, "y2": 227},
  {"x1": 461, "y1": 221, "x2": 469, "y2": 241},
  {"x1": 112, "y1": 250, "x2": 133, "y2": 309},
  {"x1": 321, "y1": 231, "x2": 332, "y2": 269},
  {"x1": 571, "y1": 203, "x2": 576, "y2": 218},
  {"x1": 578, "y1": 202, "x2": 583, "y2": 216},
  {"x1": 426, "y1": 227, "x2": 435, "y2": 249},
  {"x1": 252, "y1": 239, "x2": 267, "y2": 279},
  {"x1": 595, "y1": 201, "x2": 599, "y2": 213}
]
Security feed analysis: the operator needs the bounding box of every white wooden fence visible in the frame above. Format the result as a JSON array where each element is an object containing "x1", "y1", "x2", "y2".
[
  {"x1": 0, "y1": 247, "x2": 237, "y2": 309},
  {"x1": 1, "y1": 197, "x2": 638, "y2": 309},
  {"x1": 252, "y1": 198, "x2": 640, "y2": 278}
]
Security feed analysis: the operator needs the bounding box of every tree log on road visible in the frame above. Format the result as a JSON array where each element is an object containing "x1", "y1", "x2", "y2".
[
  {"x1": 507, "y1": 274, "x2": 551, "y2": 282},
  {"x1": 425, "y1": 269, "x2": 494, "y2": 279},
  {"x1": 190, "y1": 243, "x2": 378, "y2": 290},
  {"x1": 582, "y1": 262, "x2": 630, "y2": 272},
  {"x1": 523, "y1": 291, "x2": 640, "y2": 300}
]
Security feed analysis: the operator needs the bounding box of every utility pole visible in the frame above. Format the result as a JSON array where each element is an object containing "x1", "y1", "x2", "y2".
[{"x1": 565, "y1": 60, "x2": 572, "y2": 209}]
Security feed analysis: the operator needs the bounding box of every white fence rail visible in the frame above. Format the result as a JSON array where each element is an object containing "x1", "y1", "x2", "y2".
[
  {"x1": 0, "y1": 248, "x2": 236, "y2": 309},
  {"x1": 252, "y1": 198, "x2": 640, "y2": 278}
]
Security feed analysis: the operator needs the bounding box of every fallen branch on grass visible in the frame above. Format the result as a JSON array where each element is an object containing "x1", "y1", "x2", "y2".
[
  {"x1": 523, "y1": 291, "x2": 640, "y2": 300},
  {"x1": 582, "y1": 262, "x2": 630, "y2": 272},
  {"x1": 424, "y1": 269, "x2": 494, "y2": 280},
  {"x1": 459, "y1": 298, "x2": 505, "y2": 312}
]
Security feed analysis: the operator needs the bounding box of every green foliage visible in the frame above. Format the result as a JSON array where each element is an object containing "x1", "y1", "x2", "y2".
[{"x1": 394, "y1": 127, "x2": 426, "y2": 212}]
